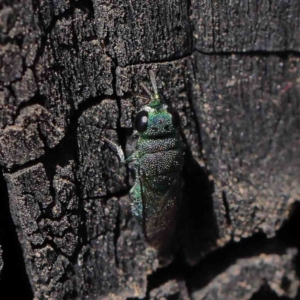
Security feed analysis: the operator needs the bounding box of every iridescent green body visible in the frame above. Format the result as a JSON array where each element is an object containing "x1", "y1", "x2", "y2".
[
  {"x1": 131, "y1": 107, "x2": 183, "y2": 249},
  {"x1": 104, "y1": 71, "x2": 184, "y2": 251}
]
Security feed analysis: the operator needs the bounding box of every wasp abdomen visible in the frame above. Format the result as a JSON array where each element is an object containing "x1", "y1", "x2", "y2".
[{"x1": 144, "y1": 173, "x2": 178, "y2": 191}]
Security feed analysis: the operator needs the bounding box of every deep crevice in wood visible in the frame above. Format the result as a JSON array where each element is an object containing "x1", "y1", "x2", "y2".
[
  {"x1": 0, "y1": 169, "x2": 33, "y2": 299},
  {"x1": 250, "y1": 284, "x2": 296, "y2": 300}
]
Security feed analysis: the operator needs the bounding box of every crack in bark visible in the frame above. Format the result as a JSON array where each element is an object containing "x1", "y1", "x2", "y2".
[
  {"x1": 222, "y1": 191, "x2": 232, "y2": 227},
  {"x1": 195, "y1": 48, "x2": 300, "y2": 57},
  {"x1": 119, "y1": 51, "x2": 194, "y2": 68}
]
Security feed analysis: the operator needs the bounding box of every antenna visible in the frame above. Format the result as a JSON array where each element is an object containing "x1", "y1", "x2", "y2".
[
  {"x1": 136, "y1": 94, "x2": 151, "y2": 104},
  {"x1": 140, "y1": 82, "x2": 152, "y2": 98},
  {"x1": 136, "y1": 95, "x2": 150, "y2": 101},
  {"x1": 149, "y1": 70, "x2": 158, "y2": 95}
]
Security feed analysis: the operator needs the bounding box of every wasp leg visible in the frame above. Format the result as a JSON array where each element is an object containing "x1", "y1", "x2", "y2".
[
  {"x1": 102, "y1": 137, "x2": 137, "y2": 164},
  {"x1": 124, "y1": 154, "x2": 136, "y2": 163},
  {"x1": 102, "y1": 137, "x2": 126, "y2": 163},
  {"x1": 130, "y1": 181, "x2": 143, "y2": 225}
]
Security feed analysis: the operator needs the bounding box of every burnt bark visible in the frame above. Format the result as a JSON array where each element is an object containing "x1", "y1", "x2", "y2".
[{"x1": 0, "y1": 0, "x2": 299, "y2": 299}]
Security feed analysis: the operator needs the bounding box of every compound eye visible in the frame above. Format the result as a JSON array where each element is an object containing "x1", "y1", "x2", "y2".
[
  {"x1": 167, "y1": 107, "x2": 181, "y2": 128},
  {"x1": 134, "y1": 110, "x2": 148, "y2": 132}
]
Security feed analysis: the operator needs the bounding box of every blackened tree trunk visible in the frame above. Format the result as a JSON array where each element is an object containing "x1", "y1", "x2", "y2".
[{"x1": 0, "y1": 0, "x2": 300, "y2": 299}]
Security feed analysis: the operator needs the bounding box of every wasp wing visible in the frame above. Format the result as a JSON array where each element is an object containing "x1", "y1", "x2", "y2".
[{"x1": 139, "y1": 170, "x2": 182, "y2": 251}]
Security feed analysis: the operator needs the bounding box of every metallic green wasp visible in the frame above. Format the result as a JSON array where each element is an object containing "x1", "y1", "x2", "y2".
[{"x1": 103, "y1": 71, "x2": 184, "y2": 252}]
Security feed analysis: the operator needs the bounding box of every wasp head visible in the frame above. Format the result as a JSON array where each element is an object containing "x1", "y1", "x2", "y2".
[{"x1": 135, "y1": 104, "x2": 181, "y2": 138}]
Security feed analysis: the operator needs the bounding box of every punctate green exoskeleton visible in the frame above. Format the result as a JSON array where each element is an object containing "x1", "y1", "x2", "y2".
[{"x1": 103, "y1": 70, "x2": 184, "y2": 252}]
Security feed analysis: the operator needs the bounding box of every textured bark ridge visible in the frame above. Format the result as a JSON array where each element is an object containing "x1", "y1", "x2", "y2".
[
  {"x1": 191, "y1": 250, "x2": 298, "y2": 300},
  {"x1": 0, "y1": 0, "x2": 300, "y2": 299}
]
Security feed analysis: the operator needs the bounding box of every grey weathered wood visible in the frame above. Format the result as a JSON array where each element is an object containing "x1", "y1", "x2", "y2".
[
  {"x1": 150, "y1": 279, "x2": 190, "y2": 299},
  {"x1": 191, "y1": 52, "x2": 300, "y2": 245},
  {"x1": 0, "y1": 0, "x2": 300, "y2": 299},
  {"x1": 191, "y1": 0, "x2": 300, "y2": 52}
]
